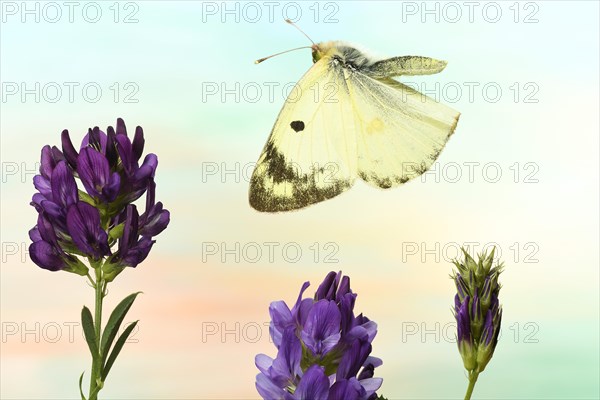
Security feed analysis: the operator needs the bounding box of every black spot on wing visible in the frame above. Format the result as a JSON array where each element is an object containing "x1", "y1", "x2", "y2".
[{"x1": 290, "y1": 120, "x2": 305, "y2": 132}]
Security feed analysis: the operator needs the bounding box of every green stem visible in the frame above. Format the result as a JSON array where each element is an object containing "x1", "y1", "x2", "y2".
[
  {"x1": 89, "y1": 267, "x2": 104, "y2": 400},
  {"x1": 464, "y1": 370, "x2": 480, "y2": 400}
]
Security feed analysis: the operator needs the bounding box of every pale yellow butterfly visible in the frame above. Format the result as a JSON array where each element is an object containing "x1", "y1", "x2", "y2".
[{"x1": 249, "y1": 21, "x2": 460, "y2": 212}]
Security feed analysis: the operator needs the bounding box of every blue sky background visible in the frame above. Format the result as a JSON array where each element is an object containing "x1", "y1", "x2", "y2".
[{"x1": 1, "y1": 1, "x2": 599, "y2": 398}]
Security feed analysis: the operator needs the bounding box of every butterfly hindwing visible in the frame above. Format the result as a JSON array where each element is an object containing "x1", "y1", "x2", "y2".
[
  {"x1": 345, "y1": 70, "x2": 460, "y2": 189},
  {"x1": 249, "y1": 60, "x2": 358, "y2": 212}
]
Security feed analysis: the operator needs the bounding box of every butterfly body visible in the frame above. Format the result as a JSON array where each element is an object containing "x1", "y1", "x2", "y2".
[
  {"x1": 312, "y1": 41, "x2": 371, "y2": 68},
  {"x1": 249, "y1": 40, "x2": 460, "y2": 212}
]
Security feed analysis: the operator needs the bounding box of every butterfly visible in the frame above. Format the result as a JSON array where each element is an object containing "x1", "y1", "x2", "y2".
[{"x1": 249, "y1": 22, "x2": 460, "y2": 212}]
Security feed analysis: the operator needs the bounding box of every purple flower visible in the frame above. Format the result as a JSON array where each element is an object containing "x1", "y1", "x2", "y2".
[
  {"x1": 29, "y1": 213, "x2": 88, "y2": 275},
  {"x1": 453, "y1": 248, "x2": 503, "y2": 374},
  {"x1": 301, "y1": 300, "x2": 342, "y2": 357},
  {"x1": 114, "y1": 205, "x2": 155, "y2": 268},
  {"x1": 256, "y1": 327, "x2": 302, "y2": 399},
  {"x1": 29, "y1": 119, "x2": 170, "y2": 276},
  {"x1": 329, "y1": 378, "x2": 367, "y2": 400},
  {"x1": 455, "y1": 296, "x2": 476, "y2": 371},
  {"x1": 284, "y1": 365, "x2": 330, "y2": 400},
  {"x1": 29, "y1": 214, "x2": 67, "y2": 272},
  {"x1": 66, "y1": 202, "x2": 109, "y2": 260},
  {"x1": 256, "y1": 271, "x2": 383, "y2": 400},
  {"x1": 139, "y1": 180, "x2": 170, "y2": 237},
  {"x1": 51, "y1": 161, "x2": 78, "y2": 209},
  {"x1": 77, "y1": 147, "x2": 120, "y2": 202},
  {"x1": 30, "y1": 160, "x2": 78, "y2": 235}
]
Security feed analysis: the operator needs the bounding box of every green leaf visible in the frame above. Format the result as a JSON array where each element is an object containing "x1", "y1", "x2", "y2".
[
  {"x1": 102, "y1": 320, "x2": 138, "y2": 381},
  {"x1": 78, "y1": 371, "x2": 87, "y2": 400},
  {"x1": 81, "y1": 306, "x2": 98, "y2": 359},
  {"x1": 100, "y1": 292, "x2": 141, "y2": 365},
  {"x1": 376, "y1": 396, "x2": 389, "y2": 400}
]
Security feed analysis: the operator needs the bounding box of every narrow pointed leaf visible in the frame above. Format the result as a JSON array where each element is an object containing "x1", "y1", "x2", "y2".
[
  {"x1": 81, "y1": 306, "x2": 98, "y2": 359},
  {"x1": 79, "y1": 372, "x2": 87, "y2": 400},
  {"x1": 100, "y1": 292, "x2": 141, "y2": 365},
  {"x1": 102, "y1": 320, "x2": 138, "y2": 380}
]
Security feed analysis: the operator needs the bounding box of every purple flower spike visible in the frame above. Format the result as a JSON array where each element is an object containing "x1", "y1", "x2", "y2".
[
  {"x1": 256, "y1": 271, "x2": 382, "y2": 400},
  {"x1": 452, "y1": 248, "x2": 503, "y2": 374},
  {"x1": 27, "y1": 120, "x2": 172, "y2": 400},
  {"x1": 29, "y1": 119, "x2": 169, "y2": 277}
]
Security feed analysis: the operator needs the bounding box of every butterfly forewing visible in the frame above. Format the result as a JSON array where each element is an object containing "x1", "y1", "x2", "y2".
[{"x1": 249, "y1": 60, "x2": 358, "y2": 212}]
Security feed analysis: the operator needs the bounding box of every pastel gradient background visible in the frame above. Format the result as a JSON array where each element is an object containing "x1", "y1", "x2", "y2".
[{"x1": 1, "y1": 1, "x2": 598, "y2": 399}]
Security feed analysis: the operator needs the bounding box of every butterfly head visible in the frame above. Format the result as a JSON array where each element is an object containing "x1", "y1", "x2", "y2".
[{"x1": 311, "y1": 41, "x2": 338, "y2": 63}]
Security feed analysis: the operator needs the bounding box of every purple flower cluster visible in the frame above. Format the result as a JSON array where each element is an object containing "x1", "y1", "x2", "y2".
[
  {"x1": 29, "y1": 118, "x2": 170, "y2": 278},
  {"x1": 256, "y1": 271, "x2": 383, "y2": 400},
  {"x1": 453, "y1": 248, "x2": 503, "y2": 373}
]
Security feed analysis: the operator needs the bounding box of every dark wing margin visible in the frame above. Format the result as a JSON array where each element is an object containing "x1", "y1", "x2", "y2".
[{"x1": 249, "y1": 142, "x2": 354, "y2": 212}]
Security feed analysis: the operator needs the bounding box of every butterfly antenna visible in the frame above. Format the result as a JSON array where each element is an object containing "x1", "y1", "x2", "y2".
[
  {"x1": 254, "y1": 46, "x2": 312, "y2": 64},
  {"x1": 285, "y1": 19, "x2": 315, "y2": 45},
  {"x1": 254, "y1": 20, "x2": 316, "y2": 64}
]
